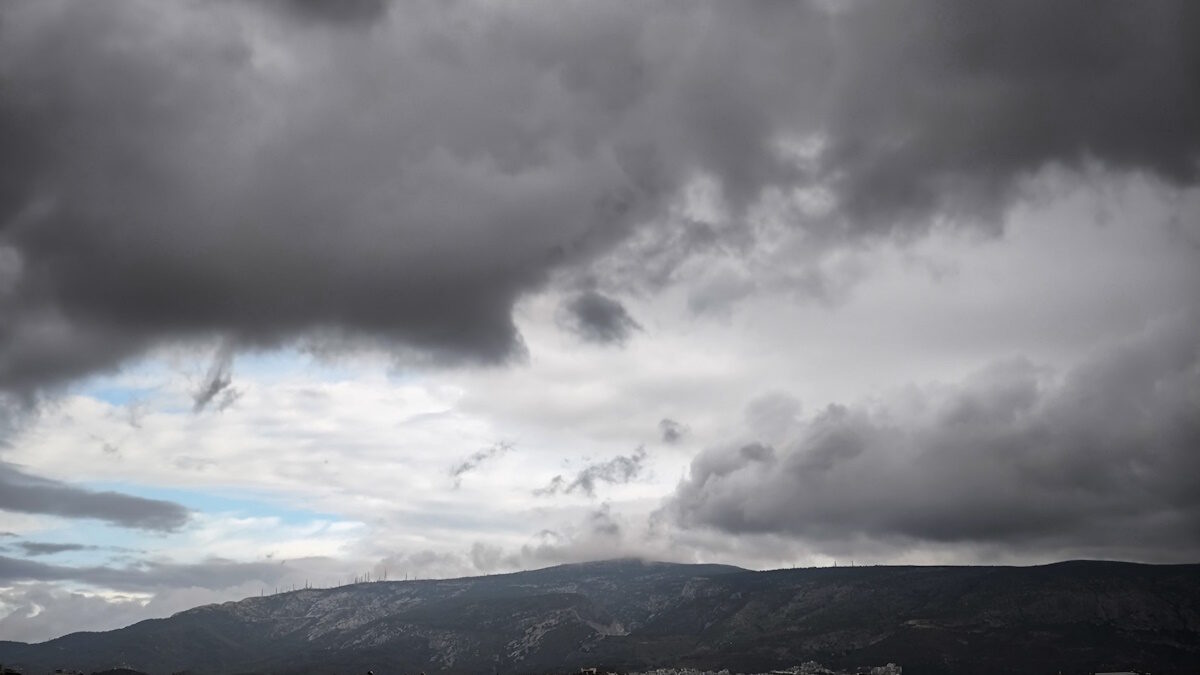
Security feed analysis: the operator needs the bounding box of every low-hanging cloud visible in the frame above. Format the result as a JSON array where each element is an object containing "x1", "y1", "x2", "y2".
[
  {"x1": 0, "y1": 463, "x2": 191, "y2": 531},
  {"x1": 1, "y1": 1, "x2": 1197, "y2": 392},
  {"x1": 664, "y1": 313, "x2": 1200, "y2": 561},
  {"x1": 469, "y1": 506, "x2": 633, "y2": 575}
]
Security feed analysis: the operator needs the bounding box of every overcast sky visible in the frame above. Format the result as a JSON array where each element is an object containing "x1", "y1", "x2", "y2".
[{"x1": 1, "y1": 0, "x2": 1199, "y2": 643}]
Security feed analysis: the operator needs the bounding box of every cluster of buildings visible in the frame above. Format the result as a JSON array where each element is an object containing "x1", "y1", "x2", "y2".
[{"x1": 621, "y1": 662, "x2": 901, "y2": 675}]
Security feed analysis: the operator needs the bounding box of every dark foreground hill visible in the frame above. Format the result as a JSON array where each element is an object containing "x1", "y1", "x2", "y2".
[{"x1": 1, "y1": 559, "x2": 1198, "y2": 674}]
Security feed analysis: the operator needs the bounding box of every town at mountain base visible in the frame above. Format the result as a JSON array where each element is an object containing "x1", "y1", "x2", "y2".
[
  {"x1": 1, "y1": 559, "x2": 1196, "y2": 675},
  {"x1": 3, "y1": 664, "x2": 906, "y2": 675}
]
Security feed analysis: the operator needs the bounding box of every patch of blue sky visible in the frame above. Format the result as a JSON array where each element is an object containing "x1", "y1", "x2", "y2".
[
  {"x1": 80, "y1": 384, "x2": 158, "y2": 407},
  {"x1": 83, "y1": 482, "x2": 344, "y2": 527},
  {"x1": 71, "y1": 361, "x2": 168, "y2": 407},
  {"x1": 233, "y1": 345, "x2": 423, "y2": 385},
  {"x1": 70, "y1": 365, "x2": 162, "y2": 406},
  {"x1": 73, "y1": 346, "x2": 411, "y2": 406},
  {"x1": 221, "y1": 347, "x2": 312, "y2": 382}
]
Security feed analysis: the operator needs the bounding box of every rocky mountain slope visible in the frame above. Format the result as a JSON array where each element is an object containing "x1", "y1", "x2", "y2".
[{"x1": 1, "y1": 559, "x2": 1198, "y2": 674}]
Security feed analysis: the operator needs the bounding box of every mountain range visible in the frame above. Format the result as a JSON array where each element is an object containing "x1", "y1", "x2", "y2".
[{"x1": 1, "y1": 559, "x2": 1198, "y2": 674}]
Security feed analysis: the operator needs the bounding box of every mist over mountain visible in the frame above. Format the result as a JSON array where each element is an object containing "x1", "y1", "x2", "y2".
[{"x1": 1, "y1": 559, "x2": 1197, "y2": 675}]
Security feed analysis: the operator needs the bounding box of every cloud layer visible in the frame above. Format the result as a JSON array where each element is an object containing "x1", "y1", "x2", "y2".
[
  {"x1": 665, "y1": 313, "x2": 1200, "y2": 560},
  {"x1": 2, "y1": 1, "x2": 1197, "y2": 392}
]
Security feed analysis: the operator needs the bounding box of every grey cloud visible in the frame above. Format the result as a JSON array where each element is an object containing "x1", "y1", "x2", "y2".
[
  {"x1": 684, "y1": 442, "x2": 777, "y2": 486},
  {"x1": 0, "y1": 462, "x2": 191, "y2": 531},
  {"x1": 534, "y1": 476, "x2": 568, "y2": 497},
  {"x1": 15, "y1": 542, "x2": 94, "y2": 556},
  {"x1": 659, "y1": 418, "x2": 689, "y2": 444},
  {"x1": 193, "y1": 342, "x2": 236, "y2": 413},
  {"x1": 1, "y1": 1, "x2": 1197, "y2": 393},
  {"x1": 535, "y1": 447, "x2": 647, "y2": 497},
  {"x1": 449, "y1": 441, "x2": 514, "y2": 488},
  {"x1": 664, "y1": 314, "x2": 1200, "y2": 561},
  {"x1": 560, "y1": 291, "x2": 642, "y2": 346}
]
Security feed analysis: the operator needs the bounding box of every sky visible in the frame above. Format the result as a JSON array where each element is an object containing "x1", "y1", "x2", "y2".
[{"x1": 1, "y1": 0, "x2": 1199, "y2": 643}]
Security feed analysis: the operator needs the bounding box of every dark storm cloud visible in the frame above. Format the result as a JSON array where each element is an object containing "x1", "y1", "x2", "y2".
[
  {"x1": 822, "y1": 0, "x2": 1200, "y2": 232},
  {"x1": 1, "y1": 1, "x2": 1198, "y2": 392},
  {"x1": 449, "y1": 441, "x2": 513, "y2": 488},
  {"x1": 0, "y1": 554, "x2": 289, "y2": 591},
  {"x1": 664, "y1": 314, "x2": 1200, "y2": 559},
  {"x1": 0, "y1": 463, "x2": 191, "y2": 531},
  {"x1": 0, "y1": 0, "x2": 683, "y2": 390},
  {"x1": 535, "y1": 447, "x2": 647, "y2": 497},
  {"x1": 560, "y1": 291, "x2": 642, "y2": 345},
  {"x1": 276, "y1": 0, "x2": 389, "y2": 25},
  {"x1": 15, "y1": 542, "x2": 94, "y2": 556}
]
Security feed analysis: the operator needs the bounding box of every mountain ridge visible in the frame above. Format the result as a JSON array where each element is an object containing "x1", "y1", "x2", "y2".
[{"x1": 2, "y1": 558, "x2": 1198, "y2": 674}]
